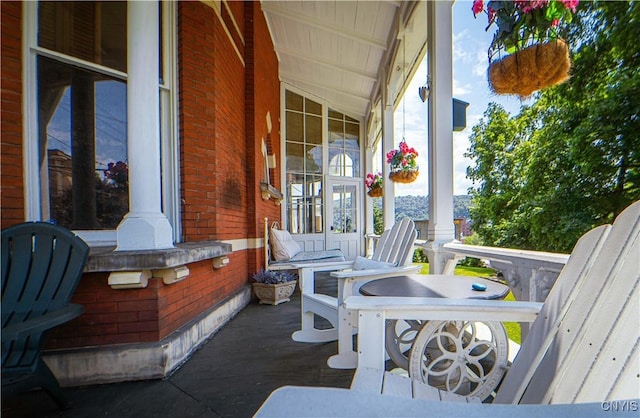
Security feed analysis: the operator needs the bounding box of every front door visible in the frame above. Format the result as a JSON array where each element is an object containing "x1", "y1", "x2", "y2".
[{"x1": 325, "y1": 176, "x2": 362, "y2": 260}]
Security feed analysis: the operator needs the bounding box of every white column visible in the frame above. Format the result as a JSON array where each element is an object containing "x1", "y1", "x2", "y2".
[
  {"x1": 364, "y1": 140, "x2": 374, "y2": 256},
  {"x1": 425, "y1": 1, "x2": 455, "y2": 273},
  {"x1": 381, "y1": 89, "x2": 395, "y2": 230},
  {"x1": 116, "y1": 1, "x2": 174, "y2": 250}
]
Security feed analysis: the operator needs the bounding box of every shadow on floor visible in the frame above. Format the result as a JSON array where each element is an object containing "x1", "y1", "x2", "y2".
[{"x1": 2, "y1": 277, "x2": 354, "y2": 418}]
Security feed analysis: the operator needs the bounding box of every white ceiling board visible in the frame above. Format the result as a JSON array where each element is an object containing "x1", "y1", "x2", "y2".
[{"x1": 261, "y1": 0, "x2": 412, "y2": 118}]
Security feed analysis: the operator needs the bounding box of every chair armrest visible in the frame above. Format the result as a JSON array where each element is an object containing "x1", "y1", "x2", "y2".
[
  {"x1": 344, "y1": 296, "x2": 542, "y2": 323},
  {"x1": 330, "y1": 264, "x2": 420, "y2": 279},
  {"x1": 2, "y1": 304, "x2": 84, "y2": 341},
  {"x1": 291, "y1": 260, "x2": 354, "y2": 270}
]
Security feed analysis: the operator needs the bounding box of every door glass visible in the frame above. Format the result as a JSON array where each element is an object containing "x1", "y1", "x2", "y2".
[{"x1": 331, "y1": 184, "x2": 357, "y2": 234}]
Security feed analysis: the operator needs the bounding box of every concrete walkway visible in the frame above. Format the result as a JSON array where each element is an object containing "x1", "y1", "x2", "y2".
[{"x1": 2, "y1": 282, "x2": 354, "y2": 418}]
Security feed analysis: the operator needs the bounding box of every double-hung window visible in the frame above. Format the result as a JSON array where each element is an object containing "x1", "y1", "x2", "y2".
[{"x1": 24, "y1": 1, "x2": 178, "y2": 245}]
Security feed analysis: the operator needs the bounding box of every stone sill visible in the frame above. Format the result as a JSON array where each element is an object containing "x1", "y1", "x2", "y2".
[{"x1": 85, "y1": 241, "x2": 232, "y2": 273}]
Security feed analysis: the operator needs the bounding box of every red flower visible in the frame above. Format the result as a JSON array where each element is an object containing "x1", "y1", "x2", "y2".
[{"x1": 472, "y1": 0, "x2": 484, "y2": 16}]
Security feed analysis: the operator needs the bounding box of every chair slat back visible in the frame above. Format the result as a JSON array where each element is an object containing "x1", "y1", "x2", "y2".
[
  {"x1": 372, "y1": 218, "x2": 417, "y2": 266},
  {"x1": 2, "y1": 222, "x2": 89, "y2": 369},
  {"x1": 523, "y1": 201, "x2": 640, "y2": 404},
  {"x1": 496, "y1": 201, "x2": 640, "y2": 404},
  {"x1": 494, "y1": 224, "x2": 611, "y2": 403}
]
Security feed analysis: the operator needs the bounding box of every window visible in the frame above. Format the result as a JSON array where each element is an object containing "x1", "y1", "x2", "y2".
[
  {"x1": 26, "y1": 1, "x2": 178, "y2": 242},
  {"x1": 36, "y1": 2, "x2": 128, "y2": 230},
  {"x1": 285, "y1": 90, "x2": 324, "y2": 234},
  {"x1": 328, "y1": 110, "x2": 360, "y2": 177},
  {"x1": 284, "y1": 90, "x2": 361, "y2": 235}
]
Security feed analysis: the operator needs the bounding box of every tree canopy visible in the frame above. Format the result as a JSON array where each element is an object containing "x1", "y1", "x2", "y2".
[{"x1": 466, "y1": 1, "x2": 640, "y2": 253}]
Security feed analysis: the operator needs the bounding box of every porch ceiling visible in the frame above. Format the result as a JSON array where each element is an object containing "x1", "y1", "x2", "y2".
[{"x1": 261, "y1": 1, "x2": 426, "y2": 119}]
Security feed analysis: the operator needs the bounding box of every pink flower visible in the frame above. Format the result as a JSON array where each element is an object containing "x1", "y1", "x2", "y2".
[
  {"x1": 516, "y1": 0, "x2": 548, "y2": 13},
  {"x1": 401, "y1": 159, "x2": 408, "y2": 167},
  {"x1": 386, "y1": 150, "x2": 397, "y2": 163},
  {"x1": 551, "y1": 18, "x2": 560, "y2": 27},
  {"x1": 472, "y1": 0, "x2": 484, "y2": 16},
  {"x1": 399, "y1": 141, "x2": 409, "y2": 154},
  {"x1": 560, "y1": 0, "x2": 579, "y2": 13}
]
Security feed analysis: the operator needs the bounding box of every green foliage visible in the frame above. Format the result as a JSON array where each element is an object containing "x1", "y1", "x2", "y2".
[
  {"x1": 467, "y1": 1, "x2": 640, "y2": 253},
  {"x1": 373, "y1": 204, "x2": 384, "y2": 235},
  {"x1": 412, "y1": 247, "x2": 429, "y2": 263},
  {"x1": 457, "y1": 257, "x2": 485, "y2": 268}
]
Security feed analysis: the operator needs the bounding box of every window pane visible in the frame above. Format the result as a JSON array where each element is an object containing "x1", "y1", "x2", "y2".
[
  {"x1": 286, "y1": 142, "x2": 304, "y2": 173},
  {"x1": 286, "y1": 90, "x2": 303, "y2": 111},
  {"x1": 305, "y1": 145, "x2": 322, "y2": 174},
  {"x1": 38, "y1": 2, "x2": 127, "y2": 73},
  {"x1": 328, "y1": 119, "x2": 343, "y2": 145},
  {"x1": 305, "y1": 98, "x2": 321, "y2": 116},
  {"x1": 305, "y1": 115, "x2": 322, "y2": 145},
  {"x1": 286, "y1": 111, "x2": 303, "y2": 142},
  {"x1": 38, "y1": 56, "x2": 128, "y2": 229},
  {"x1": 331, "y1": 184, "x2": 357, "y2": 233}
]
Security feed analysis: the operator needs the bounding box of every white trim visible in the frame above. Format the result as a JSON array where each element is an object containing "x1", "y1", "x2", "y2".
[
  {"x1": 223, "y1": 1, "x2": 245, "y2": 46},
  {"x1": 31, "y1": 47, "x2": 128, "y2": 81},
  {"x1": 161, "y1": 0, "x2": 182, "y2": 242},
  {"x1": 221, "y1": 238, "x2": 264, "y2": 252},
  {"x1": 203, "y1": 0, "x2": 245, "y2": 67},
  {"x1": 22, "y1": 1, "x2": 39, "y2": 220}
]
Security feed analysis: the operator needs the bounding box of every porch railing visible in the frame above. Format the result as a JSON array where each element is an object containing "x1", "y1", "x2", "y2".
[{"x1": 440, "y1": 242, "x2": 569, "y2": 304}]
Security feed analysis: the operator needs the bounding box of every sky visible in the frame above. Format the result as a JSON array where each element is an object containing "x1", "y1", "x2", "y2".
[{"x1": 391, "y1": 0, "x2": 530, "y2": 196}]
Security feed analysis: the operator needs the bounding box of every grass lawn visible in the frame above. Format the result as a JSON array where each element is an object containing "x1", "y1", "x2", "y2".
[{"x1": 414, "y1": 263, "x2": 522, "y2": 345}]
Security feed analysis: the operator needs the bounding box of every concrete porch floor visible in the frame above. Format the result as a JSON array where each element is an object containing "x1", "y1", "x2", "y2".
[{"x1": 2, "y1": 276, "x2": 354, "y2": 418}]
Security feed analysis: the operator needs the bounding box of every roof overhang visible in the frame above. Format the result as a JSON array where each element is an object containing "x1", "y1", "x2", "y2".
[{"x1": 261, "y1": 1, "x2": 428, "y2": 121}]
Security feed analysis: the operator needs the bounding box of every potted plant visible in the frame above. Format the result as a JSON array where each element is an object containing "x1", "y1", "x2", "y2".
[
  {"x1": 365, "y1": 172, "x2": 384, "y2": 197},
  {"x1": 473, "y1": 0, "x2": 579, "y2": 97},
  {"x1": 252, "y1": 269, "x2": 298, "y2": 305},
  {"x1": 386, "y1": 140, "x2": 419, "y2": 184}
]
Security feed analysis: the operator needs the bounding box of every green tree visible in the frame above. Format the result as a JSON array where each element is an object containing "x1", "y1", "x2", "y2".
[{"x1": 467, "y1": 1, "x2": 640, "y2": 253}]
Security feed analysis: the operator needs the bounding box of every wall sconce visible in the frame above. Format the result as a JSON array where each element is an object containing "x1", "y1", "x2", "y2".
[{"x1": 418, "y1": 75, "x2": 431, "y2": 103}]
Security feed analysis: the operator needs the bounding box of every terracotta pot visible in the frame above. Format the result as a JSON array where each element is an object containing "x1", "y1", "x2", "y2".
[
  {"x1": 488, "y1": 40, "x2": 571, "y2": 97},
  {"x1": 252, "y1": 281, "x2": 297, "y2": 305},
  {"x1": 389, "y1": 170, "x2": 419, "y2": 184}
]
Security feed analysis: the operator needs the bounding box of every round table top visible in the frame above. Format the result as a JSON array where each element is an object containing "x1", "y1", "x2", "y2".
[{"x1": 359, "y1": 274, "x2": 510, "y2": 300}]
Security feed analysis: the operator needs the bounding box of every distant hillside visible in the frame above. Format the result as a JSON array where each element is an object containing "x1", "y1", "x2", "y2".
[{"x1": 373, "y1": 195, "x2": 471, "y2": 221}]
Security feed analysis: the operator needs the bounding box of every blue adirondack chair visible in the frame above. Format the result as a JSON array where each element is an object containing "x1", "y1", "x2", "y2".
[{"x1": 2, "y1": 222, "x2": 89, "y2": 409}]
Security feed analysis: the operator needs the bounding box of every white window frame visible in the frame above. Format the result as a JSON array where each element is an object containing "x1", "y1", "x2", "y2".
[{"x1": 22, "y1": 1, "x2": 180, "y2": 246}]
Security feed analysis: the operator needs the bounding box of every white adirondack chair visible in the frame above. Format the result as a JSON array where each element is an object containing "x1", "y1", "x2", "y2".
[
  {"x1": 255, "y1": 201, "x2": 640, "y2": 416},
  {"x1": 290, "y1": 219, "x2": 419, "y2": 363}
]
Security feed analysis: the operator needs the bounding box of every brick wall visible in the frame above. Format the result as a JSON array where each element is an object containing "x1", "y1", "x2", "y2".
[
  {"x1": 245, "y1": 1, "x2": 282, "y2": 273},
  {"x1": 4, "y1": 0, "x2": 282, "y2": 350},
  {"x1": 1, "y1": 1, "x2": 25, "y2": 228}
]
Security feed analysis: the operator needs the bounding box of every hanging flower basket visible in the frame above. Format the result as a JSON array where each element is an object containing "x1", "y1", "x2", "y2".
[
  {"x1": 488, "y1": 40, "x2": 571, "y2": 97},
  {"x1": 389, "y1": 170, "x2": 419, "y2": 184},
  {"x1": 473, "y1": 0, "x2": 578, "y2": 97},
  {"x1": 365, "y1": 172, "x2": 384, "y2": 197},
  {"x1": 386, "y1": 140, "x2": 419, "y2": 184},
  {"x1": 367, "y1": 185, "x2": 383, "y2": 197}
]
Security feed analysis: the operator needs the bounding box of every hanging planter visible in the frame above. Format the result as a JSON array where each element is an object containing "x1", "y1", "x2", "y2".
[
  {"x1": 365, "y1": 172, "x2": 384, "y2": 197},
  {"x1": 488, "y1": 40, "x2": 571, "y2": 97},
  {"x1": 473, "y1": 0, "x2": 579, "y2": 97},
  {"x1": 389, "y1": 170, "x2": 419, "y2": 184},
  {"x1": 387, "y1": 140, "x2": 419, "y2": 184}
]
